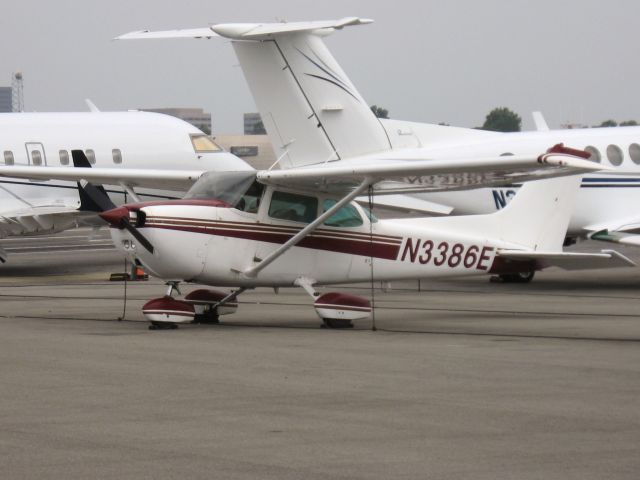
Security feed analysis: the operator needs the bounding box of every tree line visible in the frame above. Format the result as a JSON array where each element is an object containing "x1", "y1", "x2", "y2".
[{"x1": 370, "y1": 105, "x2": 637, "y2": 132}]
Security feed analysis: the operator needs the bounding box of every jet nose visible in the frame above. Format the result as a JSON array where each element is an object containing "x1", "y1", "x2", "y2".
[{"x1": 99, "y1": 206, "x2": 129, "y2": 228}]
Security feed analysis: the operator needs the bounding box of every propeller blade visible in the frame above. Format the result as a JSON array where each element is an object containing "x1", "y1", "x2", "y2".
[{"x1": 122, "y1": 220, "x2": 155, "y2": 254}]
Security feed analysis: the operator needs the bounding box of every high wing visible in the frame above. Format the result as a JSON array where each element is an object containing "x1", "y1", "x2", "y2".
[
  {"x1": 257, "y1": 151, "x2": 604, "y2": 194},
  {"x1": 0, "y1": 151, "x2": 601, "y2": 197},
  {"x1": 0, "y1": 167, "x2": 205, "y2": 192}
]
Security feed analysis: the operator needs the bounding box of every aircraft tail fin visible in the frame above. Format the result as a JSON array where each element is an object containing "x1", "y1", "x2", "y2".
[
  {"x1": 491, "y1": 174, "x2": 581, "y2": 251},
  {"x1": 421, "y1": 148, "x2": 588, "y2": 251}
]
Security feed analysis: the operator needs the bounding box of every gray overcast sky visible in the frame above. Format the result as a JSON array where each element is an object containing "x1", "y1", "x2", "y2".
[{"x1": 1, "y1": 0, "x2": 639, "y2": 133}]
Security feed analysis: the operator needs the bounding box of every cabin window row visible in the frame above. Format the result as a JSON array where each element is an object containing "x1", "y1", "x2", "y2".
[
  {"x1": 1, "y1": 149, "x2": 123, "y2": 165},
  {"x1": 584, "y1": 144, "x2": 640, "y2": 166}
]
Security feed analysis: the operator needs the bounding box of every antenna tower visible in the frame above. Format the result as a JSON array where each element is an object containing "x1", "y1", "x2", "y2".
[{"x1": 11, "y1": 72, "x2": 24, "y2": 112}]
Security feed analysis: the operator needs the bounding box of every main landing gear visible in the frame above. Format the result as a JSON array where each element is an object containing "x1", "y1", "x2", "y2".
[
  {"x1": 295, "y1": 277, "x2": 372, "y2": 329},
  {"x1": 142, "y1": 282, "x2": 243, "y2": 330},
  {"x1": 491, "y1": 271, "x2": 536, "y2": 283}
]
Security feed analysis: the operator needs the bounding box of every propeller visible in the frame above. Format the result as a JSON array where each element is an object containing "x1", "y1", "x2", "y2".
[
  {"x1": 71, "y1": 150, "x2": 155, "y2": 254},
  {"x1": 120, "y1": 212, "x2": 155, "y2": 254},
  {"x1": 99, "y1": 206, "x2": 155, "y2": 254}
]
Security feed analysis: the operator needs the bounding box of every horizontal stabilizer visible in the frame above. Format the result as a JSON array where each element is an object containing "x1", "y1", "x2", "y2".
[
  {"x1": 497, "y1": 249, "x2": 635, "y2": 270},
  {"x1": 116, "y1": 27, "x2": 218, "y2": 40},
  {"x1": 115, "y1": 18, "x2": 372, "y2": 41}
]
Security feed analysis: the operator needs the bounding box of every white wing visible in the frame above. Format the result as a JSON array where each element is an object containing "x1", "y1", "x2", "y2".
[
  {"x1": 257, "y1": 152, "x2": 604, "y2": 194},
  {"x1": 0, "y1": 167, "x2": 205, "y2": 191}
]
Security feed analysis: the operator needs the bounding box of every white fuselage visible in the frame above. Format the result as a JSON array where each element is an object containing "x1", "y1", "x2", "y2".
[
  {"x1": 0, "y1": 111, "x2": 249, "y2": 237},
  {"x1": 383, "y1": 121, "x2": 640, "y2": 235},
  {"x1": 109, "y1": 191, "x2": 539, "y2": 288}
]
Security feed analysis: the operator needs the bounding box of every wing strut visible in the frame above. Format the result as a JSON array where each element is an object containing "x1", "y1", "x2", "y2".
[{"x1": 243, "y1": 178, "x2": 372, "y2": 278}]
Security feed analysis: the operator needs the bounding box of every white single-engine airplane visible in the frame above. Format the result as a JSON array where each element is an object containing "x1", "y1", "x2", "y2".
[
  {"x1": 0, "y1": 109, "x2": 249, "y2": 262},
  {"x1": 94, "y1": 146, "x2": 629, "y2": 329},
  {"x1": 116, "y1": 17, "x2": 640, "y2": 283}
]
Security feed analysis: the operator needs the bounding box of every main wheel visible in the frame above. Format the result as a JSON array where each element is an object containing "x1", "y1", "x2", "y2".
[{"x1": 499, "y1": 271, "x2": 535, "y2": 283}]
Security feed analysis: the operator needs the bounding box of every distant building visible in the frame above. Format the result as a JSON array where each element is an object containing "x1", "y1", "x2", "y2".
[
  {"x1": 215, "y1": 134, "x2": 275, "y2": 170},
  {"x1": 0, "y1": 87, "x2": 12, "y2": 113},
  {"x1": 143, "y1": 107, "x2": 212, "y2": 134},
  {"x1": 244, "y1": 112, "x2": 266, "y2": 135}
]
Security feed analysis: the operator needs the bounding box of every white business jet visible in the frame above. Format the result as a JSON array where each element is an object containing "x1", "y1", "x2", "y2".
[
  {"x1": 0, "y1": 19, "x2": 629, "y2": 328},
  {"x1": 116, "y1": 17, "x2": 640, "y2": 282},
  {"x1": 0, "y1": 110, "x2": 250, "y2": 262}
]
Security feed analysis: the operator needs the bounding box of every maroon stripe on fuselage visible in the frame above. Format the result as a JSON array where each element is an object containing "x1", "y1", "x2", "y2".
[
  {"x1": 146, "y1": 216, "x2": 402, "y2": 244},
  {"x1": 147, "y1": 224, "x2": 401, "y2": 260}
]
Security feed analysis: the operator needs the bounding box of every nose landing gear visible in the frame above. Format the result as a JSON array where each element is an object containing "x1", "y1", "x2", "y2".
[{"x1": 142, "y1": 283, "x2": 244, "y2": 330}]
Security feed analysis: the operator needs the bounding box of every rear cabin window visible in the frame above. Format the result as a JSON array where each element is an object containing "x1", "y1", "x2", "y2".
[
  {"x1": 191, "y1": 134, "x2": 222, "y2": 153},
  {"x1": 584, "y1": 146, "x2": 601, "y2": 163},
  {"x1": 268, "y1": 191, "x2": 318, "y2": 223},
  {"x1": 86, "y1": 149, "x2": 96, "y2": 165},
  {"x1": 323, "y1": 199, "x2": 363, "y2": 227},
  {"x1": 3, "y1": 151, "x2": 14, "y2": 165},
  {"x1": 31, "y1": 150, "x2": 42, "y2": 165},
  {"x1": 59, "y1": 150, "x2": 69, "y2": 165}
]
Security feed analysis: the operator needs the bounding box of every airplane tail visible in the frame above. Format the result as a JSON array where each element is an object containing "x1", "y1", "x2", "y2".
[
  {"x1": 117, "y1": 18, "x2": 392, "y2": 168},
  {"x1": 491, "y1": 175, "x2": 581, "y2": 250},
  {"x1": 418, "y1": 173, "x2": 583, "y2": 252},
  {"x1": 231, "y1": 29, "x2": 392, "y2": 167}
]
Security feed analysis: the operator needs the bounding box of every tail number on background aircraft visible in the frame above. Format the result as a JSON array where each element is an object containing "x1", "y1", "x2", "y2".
[
  {"x1": 492, "y1": 189, "x2": 517, "y2": 210},
  {"x1": 400, "y1": 238, "x2": 494, "y2": 270}
]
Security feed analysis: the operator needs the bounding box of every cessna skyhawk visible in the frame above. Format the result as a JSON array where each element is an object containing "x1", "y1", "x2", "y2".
[{"x1": 90, "y1": 146, "x2": 627, "y2": 329}]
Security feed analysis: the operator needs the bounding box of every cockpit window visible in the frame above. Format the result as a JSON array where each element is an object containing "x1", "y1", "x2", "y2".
[
  {"x1": 269, "y1": 191, "x2": 318, "y2": 223},
  {"x1": 235, "y1": 181, "x2": 264, "y2": 213},
  {"x1": 184, "y1": 171, "x2": 257, "y2": 206},
  {"x1": 191, "y1": 134, "x2": 222, "y2": 153}
]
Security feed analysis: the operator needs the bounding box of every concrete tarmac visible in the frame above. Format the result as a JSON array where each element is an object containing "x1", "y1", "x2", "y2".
[{"x1": 1, "y1": 229, "x2": 639, "y2": 479}]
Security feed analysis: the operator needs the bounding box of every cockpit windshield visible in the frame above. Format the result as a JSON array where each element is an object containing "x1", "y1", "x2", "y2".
[
  {"x1": 190, "y1": 134, "x2": 222, "y2": 153},
  {"x1": 184, "y1": 171, "x2": 263, "y2": 210}
]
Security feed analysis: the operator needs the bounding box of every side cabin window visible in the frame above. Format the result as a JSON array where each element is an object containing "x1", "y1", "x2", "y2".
[
  {"x1": 112, "y1": 149, "x2": 122, "y2": 164},
  {"x1": 3, "y1": 151, "x2": 14, "y2": 165},
  {"x1": 323, "y1": 199, "x2": 363, "y2": 227},
  {"x1": 59, "y1": 150, "x2": 69, "y2": 165},
  {"x1": 31, "y1": 150, "x2": 42, "y2": 166},
  {"x1": 268, "y1": 191, "x2": 318, "y2": 223},
  {"x1": 86, "y1": 149, "x2": 96, "y2": 165}
]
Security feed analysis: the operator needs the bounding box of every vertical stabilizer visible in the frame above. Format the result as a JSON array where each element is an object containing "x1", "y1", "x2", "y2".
[
  {"x1": 419, "y1": 174, "x2": 582, "y2": 252},
  {"x1": 231, "y1": 30, "x2": 391, "y2": 167}
]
